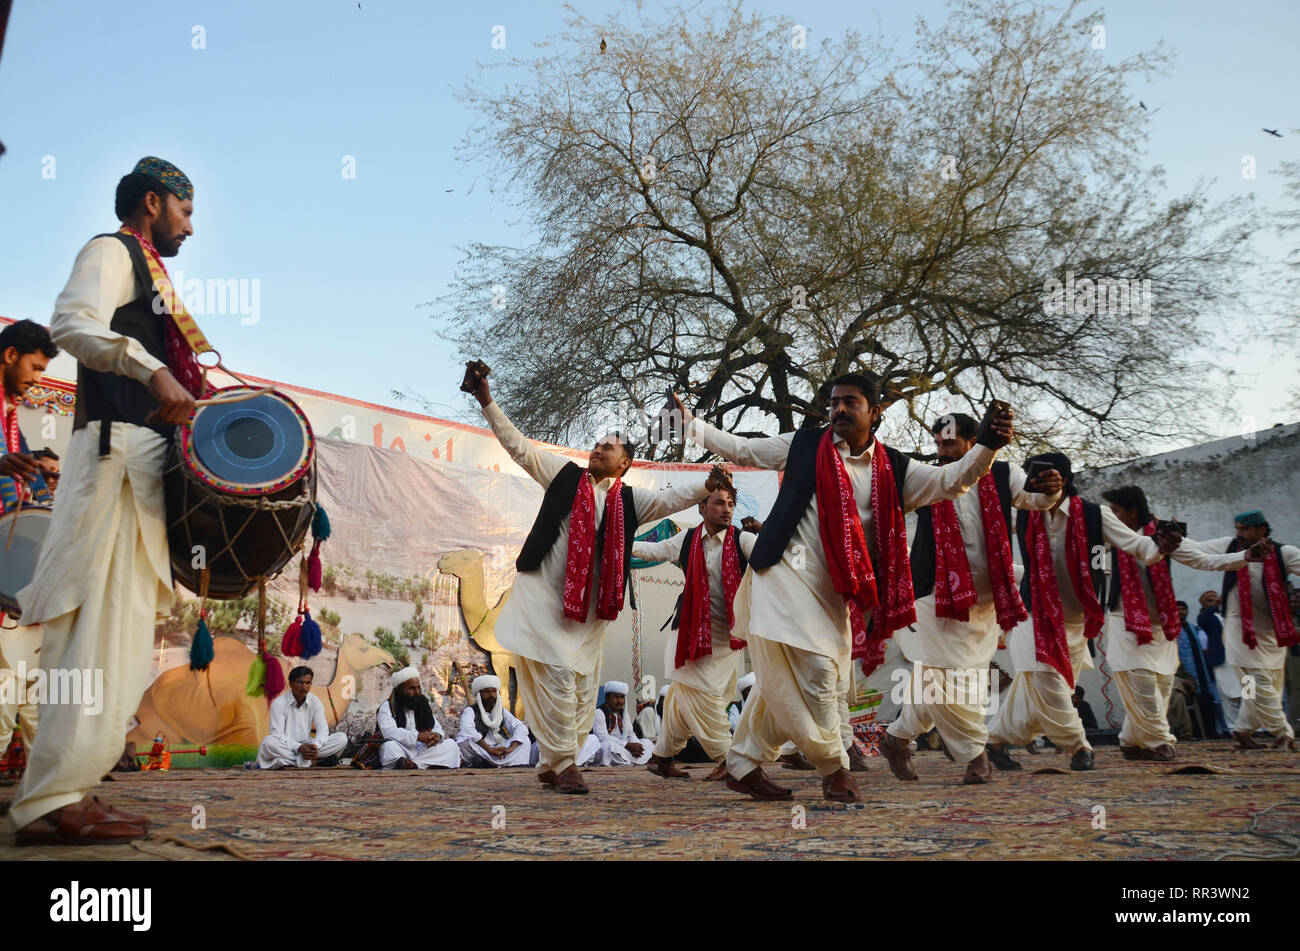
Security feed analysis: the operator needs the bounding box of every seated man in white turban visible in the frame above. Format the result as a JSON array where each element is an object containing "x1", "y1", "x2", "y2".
[
  {"x1": 255, "y1": 666, "x2": 348, "y2": 769},
  {"x1": 457, "y1": 675, "x2": 532, "y2": 767},
  {"x1": 378, "y1": 667, "x2": 461, "y2": 769},
  {"x1": 593, "y1": 681, "x2": 653, "y2": 765}
]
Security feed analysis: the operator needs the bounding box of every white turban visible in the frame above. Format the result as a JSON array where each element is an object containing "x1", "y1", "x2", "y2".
[
  {"x1": 603, "y1": 680, "x2": 629, "y2": 697},
  {"x1": 391, "y1": 666, "x2": 420, "y2": 689},
  {"x1": 737, "y1": 672, "x2": 756, "y2": 693},
  {"x1": 471, "y1": 674, "x2": 502, "y2": 697}
]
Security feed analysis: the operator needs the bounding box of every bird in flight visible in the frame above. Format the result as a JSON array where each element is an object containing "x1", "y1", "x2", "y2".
[
  {"x1": 1263, "y1": 128, "x2": 1283, "y2": 137},
  {"x1": 1138, "y1": 100, "x2": 1148, "y2": 111}
]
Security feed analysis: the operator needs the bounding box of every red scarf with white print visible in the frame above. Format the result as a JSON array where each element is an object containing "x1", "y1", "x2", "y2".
[
  {"x1": 1116, "y1": 521, "x2": 1180, "y2": 643},
  {"x1": 931, "y1": 472, "x2": 1027, "y2": 632},
  {"x1": 675, "y1": 524, "x2": 745, "y2": 669},
  {"x1": 1238, "y1": 550, "x2": 1299, "y2": 649},
  {"x1": 814, "y1": 430, "x2": 913, "y2": 675},
  {"x1": 562, "y1": 471, "x2": 628, "y2": 622},
  {"x1": 1024, "y1": 508, "x2": 1076, "y2": 686}
]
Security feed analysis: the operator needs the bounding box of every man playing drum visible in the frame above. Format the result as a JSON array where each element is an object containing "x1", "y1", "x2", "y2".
[
  {"x1": 9, "y1": 157, "x2": 201, "y2": 845},
  {"x1": 0, "y1": 319, "x2": 59, "y2": 783}
]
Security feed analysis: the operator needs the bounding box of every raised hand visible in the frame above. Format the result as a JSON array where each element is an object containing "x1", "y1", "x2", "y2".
[
  {"x1": 705, "y1": 464, "x2": 734, "y2": 495},
  {"x1": 1244, "y1": 539, "x2": 1274, "y2": 562},
  {"x1": 1029, "y1": 468, "x2": 1063, "y2": 495},
  {"x1": 1154, "y1": 528, "x2": 1183, "y2": 555},
  {"x1": 462, "y1": 360, "x2": 492, "y2": 406},
  {"x1": 976, "y1": 400, "x2": 1014, "y2": 450},
  {"x1": 669, "y1": 391, "x2": 695, "y2": 429}
]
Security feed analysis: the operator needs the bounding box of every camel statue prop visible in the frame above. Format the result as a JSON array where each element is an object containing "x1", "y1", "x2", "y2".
[
  {"x1": 129, "y1": 633, "x2": 396, "y2": 748},
  {"x1": 437, "y1": 549, "x2": 522, "y2": 716}
]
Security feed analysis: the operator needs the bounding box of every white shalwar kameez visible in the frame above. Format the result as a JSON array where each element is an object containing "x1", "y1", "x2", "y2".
[
  {"x1": 481, "y1": 400, "x2": 711, "y2": 776},
  {"x1": 632, "y1": 528, "x2": 756, "y2": 763},
  {"x1": 888, "y1": 464, "x2": 1058, "y2": 765},
  {"x1": 378, "y1": 699, "x2": 461, "y2": 768},
  {"x1": 9, "y1": 237, "x2": 178, "y2": 831},
  {"x1": 1102, "y1": 540, "x2": 1248, "y2": 751},
  {"x1": 592, "y1": 706, "x2": 654, "y2": 765},
  {"x1": 256, "y1": 691, "x2": 347, "y2": 768},
  {"x1": 1196, "y1": 539, "x2": 1300, "y2": 740},
  {"x1": 989, "y1": 505, "x2": 1161, "y2": 754},
  {"x1": 685, "y1": 417, "x2": 998, "y2": 780},
  {"x1": 456, "y1": 704, "x2": 533, "y2": 767}
]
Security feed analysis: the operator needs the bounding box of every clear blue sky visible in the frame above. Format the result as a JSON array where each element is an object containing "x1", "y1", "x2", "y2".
[{"x1": 1, "y1": 0, "x2": 1296, "y2": 448}]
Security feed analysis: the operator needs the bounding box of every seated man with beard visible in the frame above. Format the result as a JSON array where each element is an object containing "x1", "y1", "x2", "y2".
[
  {"x1": 592, "y1": 681, "x2": 654, "y2": 765},
  {"x1": 378, "y1": 667, "x2": 461, "y2": 769},
  {"x1": 457, "y1": 675, "x2": 533, "y2": 767}
]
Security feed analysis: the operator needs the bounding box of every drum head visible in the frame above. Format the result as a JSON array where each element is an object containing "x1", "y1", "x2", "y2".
[
  {"x1": 0, "y1": 507, "x2": 53, "y2": 617},
  {"x1": 185, "y1": 388, "x2": 313, "y2": 495}
]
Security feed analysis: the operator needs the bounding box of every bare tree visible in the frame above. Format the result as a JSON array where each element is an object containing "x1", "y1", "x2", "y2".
[{"x1": 432, "y1": 0, "x2": 1259, "y2": 464}]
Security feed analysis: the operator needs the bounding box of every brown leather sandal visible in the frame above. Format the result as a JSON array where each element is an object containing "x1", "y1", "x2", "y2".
[{"x1": 15, "y1": 800, "x2": 147, "y2": 847}]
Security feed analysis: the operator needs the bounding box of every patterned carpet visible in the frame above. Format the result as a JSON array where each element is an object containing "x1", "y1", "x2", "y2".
[{"x1": 2, "y1": 740, "x2": 1298, "y2": 860}]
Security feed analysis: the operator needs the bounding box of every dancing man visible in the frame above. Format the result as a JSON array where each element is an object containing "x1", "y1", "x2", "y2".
[
  {"x1": 672, "y1": 376, "x2": 1017, "y2": 802},
  {"x1": 632, "y1": 484, "x2": 755, "y2": 781},
  {"x1": 883, "y1": 414, "x2": 1062, "y2": 785},
  {"x1": 468, "y1": 366, "x2": 731, "y2": 794}
]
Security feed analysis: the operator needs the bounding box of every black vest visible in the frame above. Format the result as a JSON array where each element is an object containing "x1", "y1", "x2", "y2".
[
  {"x1": 74, "y1": 232, "x2": 176, "y2": 450},
  {"x1": 910, "y1": 460, "x2": 1013, "y2": 599},
  {"x1": 515, "y1": 462, "x2": 639, "y2": 611},
  {"x1": 1220, "y1": 537, "x2": 1289, "y2": 612},
  {"x1": 663, "y1": 524, "x2": 750, "y2": 631},
  {"x1": 749, "y1": 427, "x2": 912, "y2": 571},
  {"x1": 1015, "y1": 497, "x2": 1105, "y2": 609}
]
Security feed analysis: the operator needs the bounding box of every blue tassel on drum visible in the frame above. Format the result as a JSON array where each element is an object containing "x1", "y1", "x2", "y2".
[
  {"x1": 311, "y1": 504, "x2": 331, "y2": 542},
  {"x1": 190, "y1": 614, "x2": 215, "y2": 671},
  {"x1": 299, "y1": 610, "x2": 323, "y2": 660}
]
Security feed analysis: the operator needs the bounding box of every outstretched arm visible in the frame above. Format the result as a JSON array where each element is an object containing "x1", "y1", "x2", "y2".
[
  {"x1": 673, "y1": 393, "x2": 793, "y2": 471},
  {"x1": 901, "y1": 446, "x2": 996, "y2": 513},
  {"x1": 472, "y1": 375, "x2": 571, "y2": 488},
  {"x1": 632, "y1": 532, "x2": 687, "y2": 565}
]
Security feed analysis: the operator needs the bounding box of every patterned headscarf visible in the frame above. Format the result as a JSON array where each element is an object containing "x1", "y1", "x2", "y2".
[{"x1": 132, "y1": 156, "x2": 193, "y2": 201}]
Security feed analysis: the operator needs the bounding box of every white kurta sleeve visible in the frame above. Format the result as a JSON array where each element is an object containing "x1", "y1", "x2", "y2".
[
  {"x1": 901, "y1": 444, "x2": 995, "y2": 512},
  {"x1": 456, "y1": 707, "x2": 482, "y2": 744},
  {"x1": 310, "y1": 695, "x2": 332, "y2": 745},
  {"x1": 686, "y1": 417, "x2": 794, "y2": 471},
  {"x1": 481, "y1": 400, "x2": 572, "y2": 488},
  {"x1": 738, "y1": 530, "x2": 757, "y2": 559},
  {"x1": 1170, "y1": 538, "x2": 1249, "y2": 573},
  {"x1": 1099, "y1": 506, "x2": 1163, "y2": 565},
  {"x1": 50, "y1": 236, "x2": 168, "y2": 386},
  {"x1": 632, "y1": 532, "x2": 686, "y2": 564},
  {"x1": 378, "y1": 698, "x2": 421, "y2": 747},
  {"x1": 1008, "y1": 462, "x2": 1061, "y2": 511},
  {"x1": 590, "y1": 708, "x2": 610, "y2": 742},
  {"x1": 266, "y1": 694, "x2": 290, "y2": 743},
  {"x1": 503, "y1": 710, "x2": 530, "y2": 746},
  {"x1": 1284, "y1": 545, "x2": 1300, "y2": 579},
  {"x1": 631, "y1": 477, "x2": 713, "y2": 524}
]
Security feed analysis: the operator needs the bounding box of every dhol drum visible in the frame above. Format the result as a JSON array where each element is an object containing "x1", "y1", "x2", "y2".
[
  {"x1": 164, "y1": 386, "x2": 316, "y2": 599},
  {"x1": 0, "y1": 506, "x2": 53, "y2": 618}
]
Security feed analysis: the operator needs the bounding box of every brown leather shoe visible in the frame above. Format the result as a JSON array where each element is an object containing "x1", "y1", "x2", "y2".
[
  {"x1": 537, "y1": 769, "x2": 559, "y2": 787},
  {"x1": 778, "y1": 750, "x2": 816, "y2": 770},
  {"x1": 703, "y1": 762, "x2": 728, "y2": 781},
  {"x1": 88, "y1": 796, "x2": 150, "y2": 827},
  {"x1": 822, "y1": 767, "x2": 861, "y2": 802},
  {"x1": 1233, "y1": 730, "x2": 1266, "y2": 750},
  {"x1": 879, "y1": 730, "x2": 919, "y2": 781},
  {"x1": 1122, "y1": 744, "x2": 1176, "y2": 761},
  {"x1": 647, "y1": 755, "x2": 690, "y2": 779},
  {"x1": 846, "y1": 743, "x2": 871, "y2": 772},
  {"x1": 725, "y1": 766, "x2": 793, "y2": 801},
  {"x1": 558, "y1": 764, "x2": 589, "y2": 794},
  {"x1": 961, "y1": 751, "x2": 992, "y2": 785},
  {"x1": 15, "y1": 799, "x2": 147, "y2": 846},
  {"x1": 1272, "y1": 735, "x2": 1296, "y2": 751}
]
